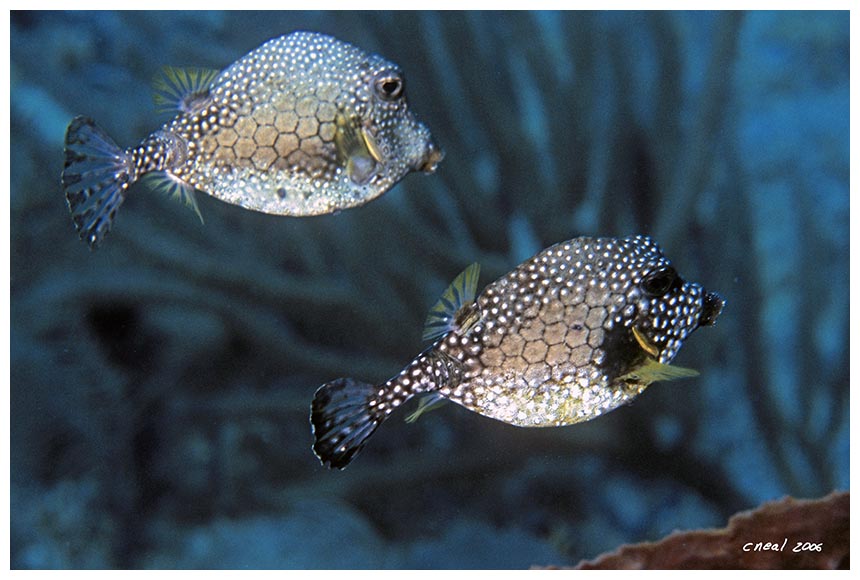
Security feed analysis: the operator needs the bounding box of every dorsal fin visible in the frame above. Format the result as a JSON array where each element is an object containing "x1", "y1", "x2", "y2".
[
  {"x1": 423, "y1": 263, "x2": 481, "y2": 342},
  {"x1": 142, "y1": 172, "x2": 204, "y2": 224},
  {"x1": 152, "y1": 66, "x2": 220, "y2": 114}
]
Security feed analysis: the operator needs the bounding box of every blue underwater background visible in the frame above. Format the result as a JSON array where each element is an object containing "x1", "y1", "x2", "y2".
[{"x1": 9, "y1": 10, "x2": 849, "y2": 569}]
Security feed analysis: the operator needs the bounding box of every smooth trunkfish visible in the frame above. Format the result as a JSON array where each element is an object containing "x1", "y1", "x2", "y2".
[
  {"x1": 62, "y1": 31, "x2": 444, "y2": 247},
  {"x1": 311, "y1": 235, "x2": 725, "y2": 469}
]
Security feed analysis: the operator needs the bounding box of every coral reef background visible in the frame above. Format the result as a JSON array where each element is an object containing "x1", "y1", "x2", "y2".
[{"x1": 9, "y1": 11, "x2": 849, "y2": 569}]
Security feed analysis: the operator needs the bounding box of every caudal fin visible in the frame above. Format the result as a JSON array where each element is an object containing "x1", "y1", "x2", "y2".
[
  {"x1": 62, "y1": 116, "x2": 135, "y2": 248},
  {"x1": 310, "y1": 378, "x2": 388, "y2": 470}
]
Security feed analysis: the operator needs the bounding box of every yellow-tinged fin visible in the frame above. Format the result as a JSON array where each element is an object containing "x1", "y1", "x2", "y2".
[
  {"x1": 335, "y1": 109, "x2": 379, "y2": 185},
  {"x1": 423, "y1": 263, "x2": 481, "y2": 342},
  {"x1": 360, "y1": 126, "x2": 383, "y2": 163},
  {"x1": 618, "y1": 357, "x2": 699, "y2": 385},
  {"x1": 404, "y1": 393, "x2": 446, "y2": 423},
  {"x1": 142, "y1": 172, "x2": 204, "y2": 224},
  {"x1": 153, "y1": 66, "x2": 220, "y2": 114},
  {"x1": 632, "y1": 326, "x2": 660, "y2": 358},
  {"x1": 335, "y1": 109, "x2": 361, "y2": 156}
]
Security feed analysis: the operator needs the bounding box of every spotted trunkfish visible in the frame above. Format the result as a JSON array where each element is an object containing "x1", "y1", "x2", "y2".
[
  {"x1": 310, "y1": 235, "x2": 725, "y2": 469},
  {"x1": 61, "y1": 31, "x2": 444, "y2": 247}
]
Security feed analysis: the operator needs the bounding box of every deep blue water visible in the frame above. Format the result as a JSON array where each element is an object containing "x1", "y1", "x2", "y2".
[{"x1": 9, "y1": 10, "x2": 849, "y2": 569}]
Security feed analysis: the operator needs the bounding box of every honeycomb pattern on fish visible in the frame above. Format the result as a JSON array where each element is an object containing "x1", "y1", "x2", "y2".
[
  {"x1": 385, "y1": 237, "x2": 700, "y2": 426},
  {"x1": 311, "y1": 235, "x2": 725, "y2": 468},
  {"x1": 187, "y1": 85, "x2": 342, "y2": 201},
  {"x1": 62, "y1": 31, "x2": 443, "y2": 247},
  {"x1": 163, "y1": 32, "x2": 443, "y2": 215}
]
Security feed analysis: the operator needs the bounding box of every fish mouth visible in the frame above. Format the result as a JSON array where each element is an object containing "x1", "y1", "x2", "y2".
[
  {"x1": 416, "y1": 141, "x2": 444, "y2": 173},
  {"x1": 698, "y1": 291, "x2": 725, "y2": 327}
]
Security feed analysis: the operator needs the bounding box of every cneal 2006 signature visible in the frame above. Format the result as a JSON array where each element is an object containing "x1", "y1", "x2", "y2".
[{"x1": 743, "y1": 539, "x2": 823, "y2": 553}]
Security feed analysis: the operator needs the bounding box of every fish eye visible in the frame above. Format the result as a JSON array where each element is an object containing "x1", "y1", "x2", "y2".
[
  {"x1": 641, "y1": 266, "x2": 678, "y2": 297},
  {"x1": 374, "y1": 72, "x2": 404, "y2": 101}
]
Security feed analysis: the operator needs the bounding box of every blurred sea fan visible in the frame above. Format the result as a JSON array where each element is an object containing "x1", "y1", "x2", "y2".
[{"x1": 10, "y1": 10, "x2": 848, "y2": 568}]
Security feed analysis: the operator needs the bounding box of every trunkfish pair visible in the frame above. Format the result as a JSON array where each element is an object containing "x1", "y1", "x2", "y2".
[{"x1": 61, "y1": 32, "x2": 725, "y2": 470}]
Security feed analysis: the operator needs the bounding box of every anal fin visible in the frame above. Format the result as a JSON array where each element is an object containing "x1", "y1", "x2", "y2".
[
  {"x1": 142, "y1": 172, "x2": 204, "y2": 223},
  {"x1": 404, "y1": 393, "x2": 447, "y2": 423}
]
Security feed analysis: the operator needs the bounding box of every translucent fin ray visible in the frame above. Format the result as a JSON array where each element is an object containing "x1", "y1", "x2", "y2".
[
  {"x1": 142, "y1": 172, "x2": 204, "y2": 224},
  {"x1": 62, "y1": 116, "x2": 135, "y2": 248},
  {"x1": 152, "y1": 66, "x2": 220, "y2": 114},
  {"x1": 404, "y1": 393, "x2": 446, "y2": 423},
  {"x1": 423, "y1": 263, "x2": 481, "y2": 342},
  {"x1": 334, "y1": 108, "x2": 379, "y2": 185},
  {"x1": 310, "y1": 378, "x2": 384, "y2": 470},
  {"x1": 618, "y1": 357, "x2": 699, "y2": 385}
]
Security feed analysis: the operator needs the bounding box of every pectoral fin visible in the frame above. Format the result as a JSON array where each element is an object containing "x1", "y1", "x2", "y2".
[
  {"x1": 631, "y1": 326, "x2": 660, "y2": 358},
  {"x1": 618, "y1": 357, "x2": 699, "y2": 385},
  {"x1": 335, "y1": 110, "x2": 380, "y2": 185}
]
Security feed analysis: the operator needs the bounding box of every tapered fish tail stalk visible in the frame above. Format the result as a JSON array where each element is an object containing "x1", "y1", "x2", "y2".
[
  {"x1": 310, "y1": 348, "x2": 463, "y2": 469},
  {"x1": 312, "y1": 263, "x2": 478, "y2": 469}
]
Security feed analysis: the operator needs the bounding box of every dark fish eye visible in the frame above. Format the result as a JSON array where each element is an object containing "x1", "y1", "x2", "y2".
[
  {"x1": 641, "y1": 266, "x2": 678, "y2": 297},
  {"x1": 374, "y1": 73, "x2": 404, "y2": 101}
]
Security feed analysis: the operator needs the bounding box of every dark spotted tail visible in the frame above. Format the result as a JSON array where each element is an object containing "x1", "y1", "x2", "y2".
[
  {"x1": 310, "y1": 378, "x2": 391, "y2": 470},
  {"x1": 62, "y1": 116, "x2": 135, "y2": 248}
]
